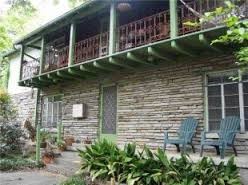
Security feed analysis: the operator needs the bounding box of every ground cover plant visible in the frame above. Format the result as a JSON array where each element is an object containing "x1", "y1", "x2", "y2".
[{"x1": 78, "y1": 140, "x2": 241, "y2": 185}]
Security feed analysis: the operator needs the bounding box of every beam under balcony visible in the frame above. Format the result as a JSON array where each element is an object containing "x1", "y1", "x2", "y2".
[{"x1": 19, "y1": 44, "x2": 25, "y2": 81}]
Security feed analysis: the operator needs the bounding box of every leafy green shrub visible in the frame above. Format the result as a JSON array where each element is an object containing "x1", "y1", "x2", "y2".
[
  {"x1": 0, "y1": 157, "x2": 44, "y2": 171},
  {"x1": 78, "y1": 140, "x2": 241, "y2": 185},
  {"x1": 60, "y1": 175, "x2": 86, "y2": 185},
  {"x1": 0, "y1": 124, "x2": 25, "y2": 157}
]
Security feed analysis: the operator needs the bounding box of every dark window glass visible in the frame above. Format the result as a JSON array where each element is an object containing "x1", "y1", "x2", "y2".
[
  {"x1": 243, "y1": 82, "x2": 248, "y2": 94},
  {"x1": 225, "y1": 108, "x2": 240, "y2": 117},
  {"x1": 224, "y1": 83, "x2": 239, "y2": 95},
  {"x1": 208, "y1": 76, "x2": 221, "y2": 84},
  {"x1": 208, "y1": 97, "x2": 221, "y2": 108},
  {"x1": 244, "y1": 107, "x2": 248, "y2": 119},
  {"x1": 225, "y1": 95, "x2": 239, "y2": 107},
  {"x1": 245, "y1": 120, "x2": 248, "y2": 131},
  {"x1": 243, "y1": 74, "x2": 248, "y2": 81},
  {"x1": 209, "y1": 121, "x2": 220, "y2": 131},
  {"x1": 208, "y1": 109, "x2": 222, "y2": 120},
  {"x1": 208, "y1": 85, "x2": 221, "y2": 96}
]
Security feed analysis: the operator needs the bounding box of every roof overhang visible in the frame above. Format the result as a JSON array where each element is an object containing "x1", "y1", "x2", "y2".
[{"x1": 14, "y1": 0, "x2": 111, "y2": 45}]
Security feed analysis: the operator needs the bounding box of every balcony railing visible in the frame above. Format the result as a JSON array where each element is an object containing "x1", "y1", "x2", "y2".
[
  {"x1": 21, "y1": 0, "x2": 247, "y2": 79},
  {"x1": 22, "y1": 59, "x2": 40, "y2": 80},
  {"x1": 118, "y1": 10, "x2": 170, "y2": 51}
]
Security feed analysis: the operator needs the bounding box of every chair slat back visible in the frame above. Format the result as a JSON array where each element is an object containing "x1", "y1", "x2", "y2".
[
  {"x1": 179, "y1": 117, "x2": 198, "y2": 142},
  {"x1": 219, "y1": 116, "x2": 240, "y2": 144}
]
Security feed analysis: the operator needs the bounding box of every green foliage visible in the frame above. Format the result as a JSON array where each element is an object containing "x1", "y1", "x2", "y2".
[
  {"x1": 0, "y1": 124, "x2": 25, "y2": 157},
  {"x1": 0, "y1": 89, "x2": 16, "y2": 122},
  {"x1": 40, "y1": 130, "x2": 51, "y2": 142},
  {"x1": 60, "y1": 175, "x2": 86, "y2": 185},
  {"x1": 78, "y1": 140, "x2": 241, "y2": 185},
  {"x1": 0, "y1": 155, "x2": 44, "y2": 171},
  {"x1": 202, "y1": 0, "x2": 248, "y2": 72}
]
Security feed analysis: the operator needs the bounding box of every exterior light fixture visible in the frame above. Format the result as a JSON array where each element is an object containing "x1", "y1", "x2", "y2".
[{"x1": 117, "y1": 2, "x2": 132, "y2": 12}]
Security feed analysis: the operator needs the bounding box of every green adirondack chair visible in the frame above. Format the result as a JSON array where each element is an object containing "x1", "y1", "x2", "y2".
[
  {"x1": 200, "y1": 116, "x2": 240, "y2": 159},
  {"x1": 164, "y1": 117, "x2": 198, "y2": 153}
]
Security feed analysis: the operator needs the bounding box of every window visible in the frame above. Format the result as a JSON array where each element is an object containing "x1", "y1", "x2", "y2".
[
  {"x1": 42, "y1": 95, "x2": 62, "y2": 127},
  {"x1": 206, "y1": 71, "x2": 248, "y2": 132}
]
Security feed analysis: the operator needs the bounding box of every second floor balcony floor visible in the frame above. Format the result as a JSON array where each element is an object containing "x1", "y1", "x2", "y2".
[{"x1": 19, "y1": 0, "x2": 248, "y2": 82}]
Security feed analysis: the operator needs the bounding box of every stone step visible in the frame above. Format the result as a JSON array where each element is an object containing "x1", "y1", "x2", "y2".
[
  {"x1": 67, "y1": 143, "x2": 87, "y2": 151},
  {"x1": 45, "y1": 151, "x2": 81, "y2": 177}
]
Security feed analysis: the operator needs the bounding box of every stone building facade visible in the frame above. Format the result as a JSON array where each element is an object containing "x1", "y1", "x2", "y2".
[{"x1": 39, "y1": 54, "x2": 248, "y2": 153}]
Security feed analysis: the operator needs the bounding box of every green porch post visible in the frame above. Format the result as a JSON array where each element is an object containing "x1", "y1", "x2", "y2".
[
  {"x1": 169, "y1": 0, "x2": 178, "y2": 38},
  {"x1": 19, "y1": 44, "x2": 25, "y2": 81},
  {"x1": 109, "y1": 2, "x2": 117, "y2": 55},
  {"x1": 35, "y1": 89, "x2": 41, "y2": 164},
  {"x1": 57, "y1": 122, "x2": 63, "y2": 143},
  {"x1": 35, "y1": 123, "x2": 41, "y2": 165},
  {"x1": 39, "y1": 37, "x2": 45, "y2": 75},
  {"x1": 68, "y1": 22, "x2": 76, "y2": 66}
]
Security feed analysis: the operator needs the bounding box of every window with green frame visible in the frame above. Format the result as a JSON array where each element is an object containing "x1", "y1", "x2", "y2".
[
  {"x1": 206, "y1": 71, "x2": 248, "y2": 132},
  {"x1": 42, "y1": 95, "x2": 62, "y2": 127}
]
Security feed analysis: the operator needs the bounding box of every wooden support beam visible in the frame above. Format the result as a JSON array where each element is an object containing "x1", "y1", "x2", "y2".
[
  {"x1": 148, "y1": 47, "x2": 174, "y2": 62},
  {"x1": 109, "y1": 57, "x2": 135, "y2": 70},
  {"x1": 19, "y1": 44, "x2": 25, "y2": 81},
  {"x1": 80, "y1": 65, "x2": 98, "y2": 74},
  {"x1": 39, "y1": 36, "x2": 45, "y2": 75},
  {"x1": 27, "y1": 45, "x2": 41, "y2": 50},
  {"x1": 38, "y1": 76, "x2": 57, "y2": 84},
  {"x1": 93, "y1": 61, "x2": 118, "y2": 72},
  {"x1": 109, "y1": 2, "x2": 117, "y2": 55},
  {"x1": 127, "y1": 52, "x2": 155, "y2": 66},
  {"x1": 169, "y1": 0, "x2": 178, "y2": 38},
  {"x1": 31, "y1": 78, "x2": 49, "y2": 87},
  {"x1": 57, "y1": 71, "x2": 78, "y2": 80},
  {"x1": 47, "y1": 74, "x2": 61, "y2": 81},
  {"x1": 24, "y1": 53, "x2": 39, "y2": 62},
  {"x1": 68, "y1": 68, "x2": 86, "y2": 79},
  {"x1": 198, "y1": 34, "x2": 222, "y2": 53},
  {"x1": 170, "y1": 41, "x2": 196, "y2": 57},
  {"x1": 68, "y1": 22, "x2": 76, "y2": 66}
]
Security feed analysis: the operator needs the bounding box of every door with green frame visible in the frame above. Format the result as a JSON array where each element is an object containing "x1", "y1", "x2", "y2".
[{"x1": 100, "y1": 85, "x2": 117, "y2": 142}]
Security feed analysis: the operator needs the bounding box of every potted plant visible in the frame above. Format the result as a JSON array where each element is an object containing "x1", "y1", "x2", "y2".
[
  {"x1": 42, "y1": 151, "x2": 55, "y2": 164},
  {"x1": 83, "y1": 137, "x2": 92, "y2": 145},
  {"x1": 40, "y1": 130, "x2": 50, "y2": 148},
  {"x1": 64, "y1": 136, "x2": 75, "y2": 146},
  {"x1": 56, "y1": 140, "x2": 66, "y2": 151}
]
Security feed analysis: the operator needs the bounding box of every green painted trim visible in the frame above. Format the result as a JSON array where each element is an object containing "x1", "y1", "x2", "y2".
[
  {"x1": 19, "y1": 45, "x2": 25, "y2": 81},
  {"x1": 34, "y1": 89, "x2": 41, "y2": 127},
  {"x1": 68, "y1": 23, "x2": 76, "y2": 66},
  {"x1": 198, "y1": 34, "x2": 222, "y2": 53},
  {"x1": 148, "y1": 47, "x2": 174, "y2": 62},
  {"x1": 93, "y1": 61, "x2": 118, "y2": 72},
  {"x1": 57, "y1": 122, "x2": 63, "y2": 143},
  {"x1": 109, "y1": 57, "x2": 135, "y2": 70},
  {"x1": 39, "y1": 37, "x2": 45, "y2": 75},
  {"x1": 170, "y1": 41, "x2": 196, "y2": 57},
  {"x1": 127, "y1": 52, "x2": 155, "y2": 66},
  {"x1": 26, "y1": 44, "x2": 41, "y2": 50},
  {"x1": 169, "y1": 0, "x2": 178, "y2": 38},
  {"x1": 108, "y1": 2, "x2": 117, "y2": 55},
  {"x1": 99, "y1": 84, "x2": 117, "y2": 142},
  {"x1": 80, "y1": 65, "x2": 97, "y2": 74},
  {"x1": 68, "y1": 68, "x2": 86, "y2": 79},
  {"x1": 35, "y1": 124, "x2": 41, "y2": 164}
]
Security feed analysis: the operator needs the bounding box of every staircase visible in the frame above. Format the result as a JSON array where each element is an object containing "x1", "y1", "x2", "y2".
[{"x1": 45, "y1": 151, "x2": 81, "y2": 176}]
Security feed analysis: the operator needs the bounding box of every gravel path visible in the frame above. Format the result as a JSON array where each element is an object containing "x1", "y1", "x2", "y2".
[{"x1": 0, "y1": 170, "x2": 66, "y2": 185}]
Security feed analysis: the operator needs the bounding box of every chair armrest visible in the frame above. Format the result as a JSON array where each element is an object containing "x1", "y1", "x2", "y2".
[{"x1": 164, "y1": 131, "x2": 169, "y2": 141}]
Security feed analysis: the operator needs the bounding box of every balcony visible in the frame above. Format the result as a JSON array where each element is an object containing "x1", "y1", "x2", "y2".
[{"x1": 19, "y1": 0, "x2": 247, "y2": 84}]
